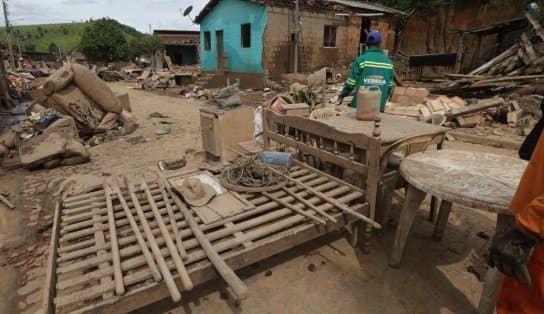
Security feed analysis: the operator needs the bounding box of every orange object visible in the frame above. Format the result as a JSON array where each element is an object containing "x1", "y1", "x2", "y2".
[{"x1": 498, "y1": 134, "x2": 544, "y2": 313}]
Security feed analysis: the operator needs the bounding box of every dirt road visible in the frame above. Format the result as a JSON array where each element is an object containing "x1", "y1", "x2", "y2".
[{"x1": 0, "y1": 82, "x2": 520, "y2": 313}]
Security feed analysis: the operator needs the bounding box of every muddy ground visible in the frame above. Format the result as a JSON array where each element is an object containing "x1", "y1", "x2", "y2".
[{"x1": 0, "y1": 82, "x2": 521, "y2": 314}]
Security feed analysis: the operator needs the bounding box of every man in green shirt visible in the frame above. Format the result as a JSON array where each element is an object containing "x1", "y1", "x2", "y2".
[{"x1": 336, "y1": 31, "x2": 394, "y2": 112}]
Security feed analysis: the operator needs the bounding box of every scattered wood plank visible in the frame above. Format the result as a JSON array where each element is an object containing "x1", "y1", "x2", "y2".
[
  {"x1": 521, "y1": 33, "x2": 538, "y2": 62},
  {"x1": 468, "y1": 44, "x2": 519, "y2": 75},
  {"x1": 449, "y1": 97, "x2": 505, "y2": 120},
  {"x1": 526, "y1": 12, "x2": 544, "y2": 42}
]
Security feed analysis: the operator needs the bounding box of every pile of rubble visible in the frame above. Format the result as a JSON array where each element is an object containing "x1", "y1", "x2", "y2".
[
  {"x1": 435, "y1": 12, "x2": 544, "y2": 96},
  {"x1": 0, "y1": 63, "x2": 137, "y2": 170}
]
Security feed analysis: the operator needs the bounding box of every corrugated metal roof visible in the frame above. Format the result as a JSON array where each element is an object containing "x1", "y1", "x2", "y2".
[
  {"x1": 328, "y1": 0, "x2": 406, "y2": 15},
  {"x1": 195, "y1": 0, "x2": 405, "y2": 24}
]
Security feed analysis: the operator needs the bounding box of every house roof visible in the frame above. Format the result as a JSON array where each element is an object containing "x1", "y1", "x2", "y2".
[
  {"x1": 153, "y1": 29, "x2": 200, "y2": 46},
  {"x1": 195, "y1": 0, "x2": 405, "y2": 23},
  {"x1": 328, "y1": 0, "x2": 405, "y2": 15}
]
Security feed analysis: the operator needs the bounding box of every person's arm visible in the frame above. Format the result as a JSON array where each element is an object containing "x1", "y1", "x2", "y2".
[
  {"x1": 516, "y1": 194, "x2": 544, "y2": 238},
  {"x1": 339, "y1": 60, "x2": 362, "y2": 98}
]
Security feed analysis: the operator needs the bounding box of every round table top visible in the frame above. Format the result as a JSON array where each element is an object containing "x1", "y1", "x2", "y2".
[{"x1": 400, "y1": 150, "x2": 528, "y2": 213}]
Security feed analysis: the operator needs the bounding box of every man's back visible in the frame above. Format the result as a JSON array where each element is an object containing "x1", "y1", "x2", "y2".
[{"x1": 340, "y1": 47, "x2": 394, "y2": 111}]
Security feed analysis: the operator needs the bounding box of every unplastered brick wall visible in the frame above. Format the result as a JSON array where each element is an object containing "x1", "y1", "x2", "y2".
[
  {"x1": 263, "y1": 5, "x2": 362, "y2": 75},
  {"x1": 370, "y1": 16, "x2": 396, "y2": 54}
]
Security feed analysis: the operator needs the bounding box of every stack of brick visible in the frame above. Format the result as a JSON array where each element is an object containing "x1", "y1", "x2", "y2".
[{"x1": 385, "y1": 86, "x2": 468, "y2": 120}]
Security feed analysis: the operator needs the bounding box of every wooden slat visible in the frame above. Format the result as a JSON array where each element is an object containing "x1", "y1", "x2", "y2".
[
  {"x1": 42, "y1": 203, "x2": 61, "y2": 314},
  {"x1": 266, "y1": 131, "x2": 369, "y2": 176},
  {"x1": 56, "y1": 181, "x2": 358, "y2": 275},
  {"x1": 52, "y1": 164, "x2": 368, "y2": 313},
  {"x1": 55, "y1": 191, "x2": 365, "y2": 308}
]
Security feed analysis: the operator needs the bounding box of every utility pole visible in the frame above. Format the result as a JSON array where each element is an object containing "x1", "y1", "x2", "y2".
[
  {"x1": 2, "y1": 0, "x2": 15, "y2": 69},
  {"x1": 294, "y1": 0, "x2": 300, "y2": 74},
  {"x1": 148, "y1": 24, "x2": 152, "y2": 35}
]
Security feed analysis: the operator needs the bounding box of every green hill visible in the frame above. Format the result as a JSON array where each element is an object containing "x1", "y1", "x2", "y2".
[{"x1": 0, "y1": 20, "x2": 142, "y2": 54}]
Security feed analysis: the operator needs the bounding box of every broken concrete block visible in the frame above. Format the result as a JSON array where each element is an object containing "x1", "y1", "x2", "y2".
[{"x1": 19, "y1": 117, "x2": 90, "y2": 170}]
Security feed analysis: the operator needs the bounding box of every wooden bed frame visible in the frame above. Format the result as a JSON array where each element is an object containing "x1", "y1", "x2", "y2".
[{"x1": 43, "y1": 161, "x2": 370, "y2": 313}]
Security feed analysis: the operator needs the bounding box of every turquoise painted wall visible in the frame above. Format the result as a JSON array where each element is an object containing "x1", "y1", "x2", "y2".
[{"x1": 200, "y1": 0, "x2": 266, "y2": 73}]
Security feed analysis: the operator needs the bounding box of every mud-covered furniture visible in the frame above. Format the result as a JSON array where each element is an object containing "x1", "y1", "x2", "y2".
[
  {"x1": 43, "y1": 162, "x2": 370, "y2": 313},
  {"x1": 387, "y1": 150, "x2": 527, "y2": 314},
  {"x1": 262, "y1": 108, "x2": 448, "y2": 231}
]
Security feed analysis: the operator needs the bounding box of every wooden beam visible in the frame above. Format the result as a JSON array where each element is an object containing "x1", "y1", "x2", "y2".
[
  {"x1": 526, "y1": 12, "x2": 544, "y2": 42},
  {"x1": 468, "y1": 44, "x2": 519, "y2": 75}
]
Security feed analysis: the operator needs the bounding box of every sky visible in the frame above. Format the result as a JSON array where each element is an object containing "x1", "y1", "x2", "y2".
[{"x1": 6, "y1": 0, "x2": 208, "y2": 33}]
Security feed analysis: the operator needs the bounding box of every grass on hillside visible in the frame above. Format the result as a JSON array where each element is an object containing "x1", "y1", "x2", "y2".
[{"x1": 0, "y1": 21, "x2": 141, "y2": 54}]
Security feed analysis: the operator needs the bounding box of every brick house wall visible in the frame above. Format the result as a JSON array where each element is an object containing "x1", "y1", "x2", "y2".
[{"x1": 263, "y1": 5, "x2": 397, "y2": 75}]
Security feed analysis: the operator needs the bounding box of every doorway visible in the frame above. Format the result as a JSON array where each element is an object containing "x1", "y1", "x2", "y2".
[
  {"x1": 359, "y1": 18, "x2": 371, "y2": 55},
  {"x1": 216, "y1": 30, "x2": 224, "y2": 72}
]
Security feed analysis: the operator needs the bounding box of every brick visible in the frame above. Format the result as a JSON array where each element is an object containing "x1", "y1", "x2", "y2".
[
  {"x1": 456, "y1": 114, "x2": 482, "y2": 127},
  {"x1": 407, "y1": 88, "x2": 427, "y2": 98},
  {"x1": 393, "y1": 86, "x2": 406, "y2": 96},
  {"x1": 417, "y1": 105, "x2": 431, "y2": 118},
  {"x1": 451, "y1": 96, "x2": 467, "y2": 107},
  {"x1": 427, "y1": 99, "x2": 447, "y2": 112}
]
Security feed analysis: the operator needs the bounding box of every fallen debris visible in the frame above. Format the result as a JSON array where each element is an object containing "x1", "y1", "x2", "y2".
[
  {"x1": 18, "y1": 116, "x2": 90, "y2": 170},
  {"x1": 157, "y1": 158, "x2": 187, "y2": 171},
  {"x1": 436, "y1": 13, "x2": 544, "y2": 96}
]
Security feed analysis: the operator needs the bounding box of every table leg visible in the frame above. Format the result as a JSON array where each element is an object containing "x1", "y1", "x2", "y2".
[
  {"x1": 477, "y1": 213, "x2": 514, "y2": 314},
  {"x1": 389, "y1": 184, "x2": 426, "y2": 268},
  {"x1": 433, "y1": 200, "x2": 453, "y2": 241},
  {"x1": 429, "y1": 197, "x2": 439, "y2": 222}
]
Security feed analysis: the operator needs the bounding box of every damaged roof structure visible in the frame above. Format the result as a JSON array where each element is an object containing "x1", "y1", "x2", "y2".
[
  {"x1": 195, "y1": 0, "x2": 405, "y2": 88},
  {"x1": 153, "y1": 30, "x2": 200, "y2": 65}
]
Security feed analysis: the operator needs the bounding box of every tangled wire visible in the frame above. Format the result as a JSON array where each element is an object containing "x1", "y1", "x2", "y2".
[{"x1": 224, "y1": 157, "x2": 288, "y2": 188}]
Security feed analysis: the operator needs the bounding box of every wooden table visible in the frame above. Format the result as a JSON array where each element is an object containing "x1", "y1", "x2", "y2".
[
  {"x1": 388, "y1": 149, "x2": 527, "y2": 314},
  {"x1": 317, "y1": 108, "x2": 449, "y2": 145}
]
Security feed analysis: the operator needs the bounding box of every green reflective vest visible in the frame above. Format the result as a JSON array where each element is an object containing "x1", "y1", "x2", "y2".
[{"x1": 340, "y1": 47, "x2": 394, "y2": 111}]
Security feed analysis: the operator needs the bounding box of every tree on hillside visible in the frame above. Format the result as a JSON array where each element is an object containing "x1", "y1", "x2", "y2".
[
  {"x1": 127, "y1": 35, "x2": 164, "y2": 59},
  {"x1": 79, "y1": 18, "x2": 127, "y2": 62}
]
